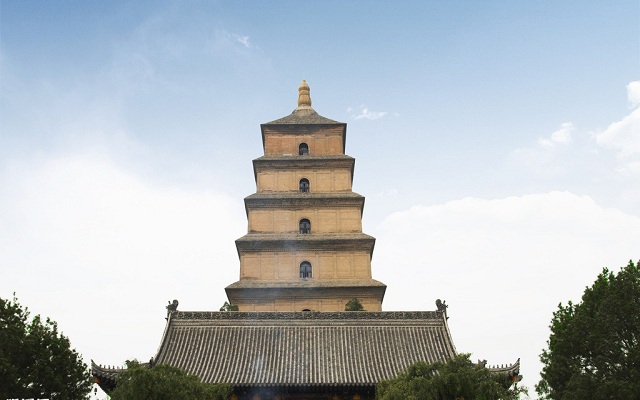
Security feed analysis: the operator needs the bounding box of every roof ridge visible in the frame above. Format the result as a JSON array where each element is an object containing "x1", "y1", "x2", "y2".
[{"x1": 171, "y1": 310, "x2": 442, "y2": 320}]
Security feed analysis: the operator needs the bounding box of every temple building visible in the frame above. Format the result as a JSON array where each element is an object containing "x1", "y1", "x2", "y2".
[{"x1": 93, "y1": 81, "x2": 519, "y2": 399}]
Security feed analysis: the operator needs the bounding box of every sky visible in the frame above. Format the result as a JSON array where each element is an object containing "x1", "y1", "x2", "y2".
[{"x1": 1, "y1": 1, "x2": 639, "y2": 395}]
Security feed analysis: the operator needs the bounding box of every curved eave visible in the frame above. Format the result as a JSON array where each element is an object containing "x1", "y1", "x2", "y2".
[
  {"x1": 235, "y1": 233, "x2": 376, "y2": 258},
  {"x1": 91, "y1": 360, "x2": 128, "y2": 393},
  {"x1": 488, "y1": 358, "x2": 522, "y2": 383}
]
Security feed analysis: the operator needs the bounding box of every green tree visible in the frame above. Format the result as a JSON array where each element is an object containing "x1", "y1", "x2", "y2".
[
  {"x1": 219, "y1": 301, "x2": 239, "y2": 311},
  {"x1": 377, "y1": 354, "x2": 526, "y2": 400},
  {"x1": 345, "y1": 298, "x2": 364, "y2": 311},
  {"x1": 110, "y1": 360, "x2": 232, "y2": 400},
  {"x1": 537, "y1": 260, "x2": 640, "y2": 400},
  {"x1": 0, "y1": 294, "x2": 92, "y2": 400}
]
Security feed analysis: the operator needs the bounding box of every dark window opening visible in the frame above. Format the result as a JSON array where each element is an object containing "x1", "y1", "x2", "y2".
[
  {"x1": 299, "y1": 219, "x2": 311, "y2": 234},
  {"x1": 299, "y1": 143, "x2": 309, "y2": 156},
  {"x1": 300, "y1": 261, "x2": 312, "y2": 278},
  {"x1": 299, "y1": 178, "x2": 310, "y2": 193}
]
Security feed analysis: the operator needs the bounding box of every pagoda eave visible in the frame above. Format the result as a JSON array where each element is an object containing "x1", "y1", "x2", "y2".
[
  {"x1": 235, "y1": 234, "x2": 375, "y2": 256},
  {"x1": 244, "y1": 193, "x2": 365, "y2": 214},
  {"x1": 225, "y1": 281, "x2": 387, "y2": 303}
]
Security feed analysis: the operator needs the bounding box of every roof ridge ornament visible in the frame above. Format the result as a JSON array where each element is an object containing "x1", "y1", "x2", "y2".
[
  {"x1": 295, "y1": 80, "x2": 313, "y2": 111},
  {"x1": 297, "y1": 80, "x2": 311, "y2": 107}
]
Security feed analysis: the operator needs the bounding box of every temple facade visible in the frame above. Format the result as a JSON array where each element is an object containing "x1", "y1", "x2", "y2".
[{"x1": 93, "y1": 81, "x2": 519, "y2": 399}]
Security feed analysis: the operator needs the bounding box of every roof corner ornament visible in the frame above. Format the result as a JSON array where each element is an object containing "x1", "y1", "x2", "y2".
[
  {"x1": 436, "y1": 299, "x2": 448, "y2": 319},
  {"x1": 166, "y1": 299, "x2": 179, "y2": 319},
  {"x1": 297, "y1": 80, "x2": 312, "y2": 109}
]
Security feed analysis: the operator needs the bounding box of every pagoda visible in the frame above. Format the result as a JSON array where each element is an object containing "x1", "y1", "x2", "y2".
[
  {"x1": 93, "y1": 81, "x2": 520, "y2": 399},
  {"x1": 226, "y1": 80, "x2": 386, "y2": 312}
]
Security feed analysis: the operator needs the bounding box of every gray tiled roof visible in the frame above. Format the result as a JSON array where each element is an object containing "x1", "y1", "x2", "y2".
[
  {"x1": 263, "y1": 109, "x2": 343, "y2": 125},
  {"x1": 153, "y1": 311, "x2": 457, "y2": 387}
]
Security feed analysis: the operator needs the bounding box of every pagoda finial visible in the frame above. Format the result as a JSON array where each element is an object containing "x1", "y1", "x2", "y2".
[{"x1": 297, "y1": 80, "x2": 312, "y2": 108}]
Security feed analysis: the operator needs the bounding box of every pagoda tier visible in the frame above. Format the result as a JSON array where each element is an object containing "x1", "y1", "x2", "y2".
[{"x1": 252, "y1": 155, "x2": 355, "y2": 192}]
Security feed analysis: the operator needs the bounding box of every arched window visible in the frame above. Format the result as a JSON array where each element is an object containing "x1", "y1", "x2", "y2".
[
  {"x1": 299, "y1": 143, "x2": 309, "y2": 156},
  {"x1": 300, "y1": 261, "x2": 312, "y2": 278},
  {"x1": 299, "y1": 219, "x2": 310, "y2": 234},
  {"x1": 299, "y1": 178, "x2": 310, "y2": 193}
]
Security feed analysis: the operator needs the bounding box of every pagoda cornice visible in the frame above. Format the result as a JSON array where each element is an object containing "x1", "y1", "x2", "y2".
[
  {"x1": 254, "y1": 155, "x2": 354, "y2": 166},
  {"x1": 235, "y1": 233, "x2": 375, "y2": 257},
  {"x1": 252, "y1": 155, "x2": 354, "y2": 179},
  {"x1": 225, "y1": 281, "x2": 387, "y2": 303},
  {"x1": 244, "y1": 192, "x2": 365, "y2": 214}
]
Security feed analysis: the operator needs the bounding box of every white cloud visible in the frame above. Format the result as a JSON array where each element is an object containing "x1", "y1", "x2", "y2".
[
  {"x1": 628, "y1": 80, "x2": 640, "y2": 107},
  {"x1": 0, "y1": 150, "x2": 245, "y2": 369},
  {"x1": 372, "y1": 191, "x2": 640, "y2": 389},
  {"x1": 353, "y1": 105, "x2": 388, "y2": 120},
  {"x1": 615, "y1": 160, "x2": 640, "y2": 175},
  {"x1": 595, "y1": 107, "x2": 640, "y2": 158},
  {"x1": 510, "y1": 122, "x2": 575, "y2": 178},
  {"x1": 512, "y1": 81, "x2": 640, "y2": 182},
  {"x1": 594, "y1": 82, "x2": 640, "y2": 175},
  {"x1": 538, "y1": 122, "x2": 573, "y2": 148}
]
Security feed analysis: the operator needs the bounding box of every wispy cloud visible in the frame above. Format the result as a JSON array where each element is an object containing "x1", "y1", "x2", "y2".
[
  {"x1": 374, "y1": 189, "x2": 399, "y2": 198},
  {"x1": 353, "y1": 105, "x2": 388, "y2": 120},
  {"x1": 234, "y1": 34, "x2": 252, "y2": 48},
  {"x1": 216, "y1": 30, "x2": 255, "y2": 50}
]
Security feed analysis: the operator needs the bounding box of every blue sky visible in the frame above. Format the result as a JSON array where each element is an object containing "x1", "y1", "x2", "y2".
[{"x1": 2, "y1": 1, "x2": 639, "y2": 395}]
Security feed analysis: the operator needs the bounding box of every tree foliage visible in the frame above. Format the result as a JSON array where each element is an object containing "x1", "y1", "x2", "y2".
[
  {"x1": 0, "y1": 294, "x2": 92, "y2": 400},
  {"x1": 345, "y1": 298, "x2": 364, "y2": 311},
  {"x1": 110, "y1": 360, "x2": 233, "y2": 400},
  {"x1": 537, "y1": 260, "x2": 640, "y2": 400},
  {"x1": 219, "y1": 301, "x2": 239, "y2": 312},
  {"x1": 377, "y1": 354, "x2": 525, "y2": 400}
]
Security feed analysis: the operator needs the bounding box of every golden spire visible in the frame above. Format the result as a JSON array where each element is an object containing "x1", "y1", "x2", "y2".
[{"x1": 297, "y1": 80, "x2": 312, "y2": 108}]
